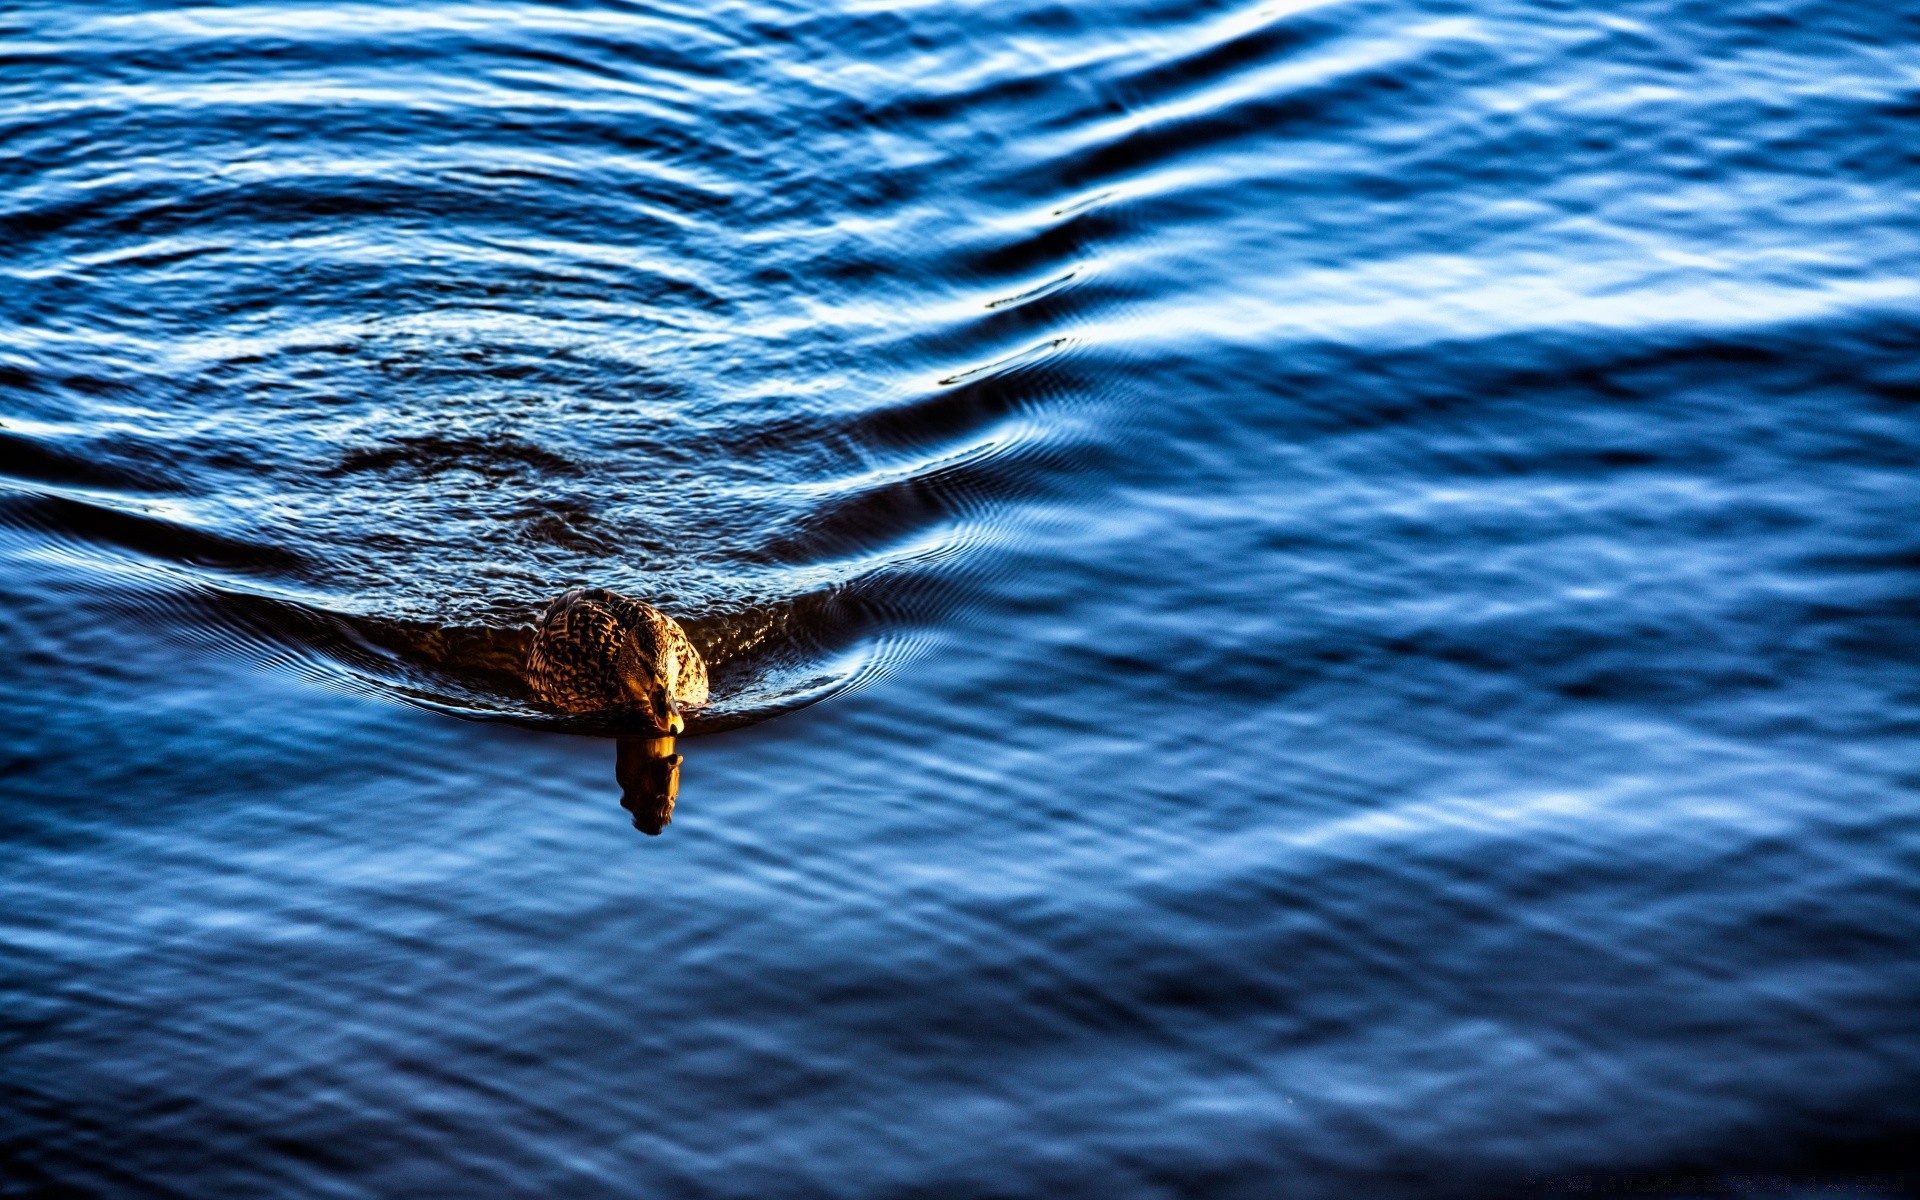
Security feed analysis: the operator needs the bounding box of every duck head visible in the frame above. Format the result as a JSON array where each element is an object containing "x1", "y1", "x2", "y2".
[{"x1": 624, "y1": 644, "x2": 686, "y2": 735}]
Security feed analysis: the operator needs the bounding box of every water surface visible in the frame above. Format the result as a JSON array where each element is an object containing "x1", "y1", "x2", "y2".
[{"x1": 4, "y1": 0, "x2": 1920, "y2": 1195}]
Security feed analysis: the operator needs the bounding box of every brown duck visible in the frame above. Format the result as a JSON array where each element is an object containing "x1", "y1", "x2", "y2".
[{"x1": 526, "y1": 587, "x2": 709, "y2": 733}]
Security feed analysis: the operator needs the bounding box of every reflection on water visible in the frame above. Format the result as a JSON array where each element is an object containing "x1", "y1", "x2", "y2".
[{"x1": 615, "y1": 736, "x2": 682, "y2": 836}]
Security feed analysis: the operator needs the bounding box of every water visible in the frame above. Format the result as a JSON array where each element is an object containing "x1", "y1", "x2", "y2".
[{"x1": 4, "y1": 0, "x2": 1920, "y2": 1194}]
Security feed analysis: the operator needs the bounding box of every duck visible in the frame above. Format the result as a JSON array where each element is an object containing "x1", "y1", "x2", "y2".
[{"x1": 526, "y1": 587, "x2": 709, "y2": 733}]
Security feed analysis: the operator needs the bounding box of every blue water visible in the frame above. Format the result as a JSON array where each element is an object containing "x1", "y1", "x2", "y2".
[{"x1": 5, "y1": 0, "x2": 1920, "y2": 1194}]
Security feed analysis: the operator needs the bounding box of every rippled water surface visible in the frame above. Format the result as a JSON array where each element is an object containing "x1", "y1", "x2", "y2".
[{"x1": 5, "y1": 0, "x2": 1920, "y2": 1194}]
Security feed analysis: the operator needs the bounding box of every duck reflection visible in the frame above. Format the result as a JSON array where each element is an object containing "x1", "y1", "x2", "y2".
[{"x1": 615, "y1": 736, "x2": 682, "y2": 835}]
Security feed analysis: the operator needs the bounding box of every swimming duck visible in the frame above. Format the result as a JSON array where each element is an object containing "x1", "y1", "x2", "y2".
[{"x1": 526, "y1": 587, "x2": 709, "y2": 733}]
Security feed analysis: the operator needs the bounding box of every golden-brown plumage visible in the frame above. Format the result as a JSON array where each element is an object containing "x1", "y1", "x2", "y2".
[{"x1": 526, "y1": 588, "x2": 708, "y2": 732}]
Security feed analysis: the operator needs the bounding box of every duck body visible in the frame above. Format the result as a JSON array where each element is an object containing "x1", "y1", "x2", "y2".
[{"x1": 526, "y1": 587, "x2": 708, "y2": 731}]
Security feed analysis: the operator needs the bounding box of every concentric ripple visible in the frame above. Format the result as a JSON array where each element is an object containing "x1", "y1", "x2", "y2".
[{"x1": 0, "y1": 0, "x2": 1135, "y2": 731}]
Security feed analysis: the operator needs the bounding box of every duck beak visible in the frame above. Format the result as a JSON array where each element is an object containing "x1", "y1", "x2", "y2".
[{"x1": 646, "y1": 680, "x2": 685, "y2": 736}]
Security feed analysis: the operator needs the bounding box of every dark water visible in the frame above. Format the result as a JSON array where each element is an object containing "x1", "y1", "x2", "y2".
[{"x1": 6, "y1": 0, "x2": 1920, "y2": 1194}]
